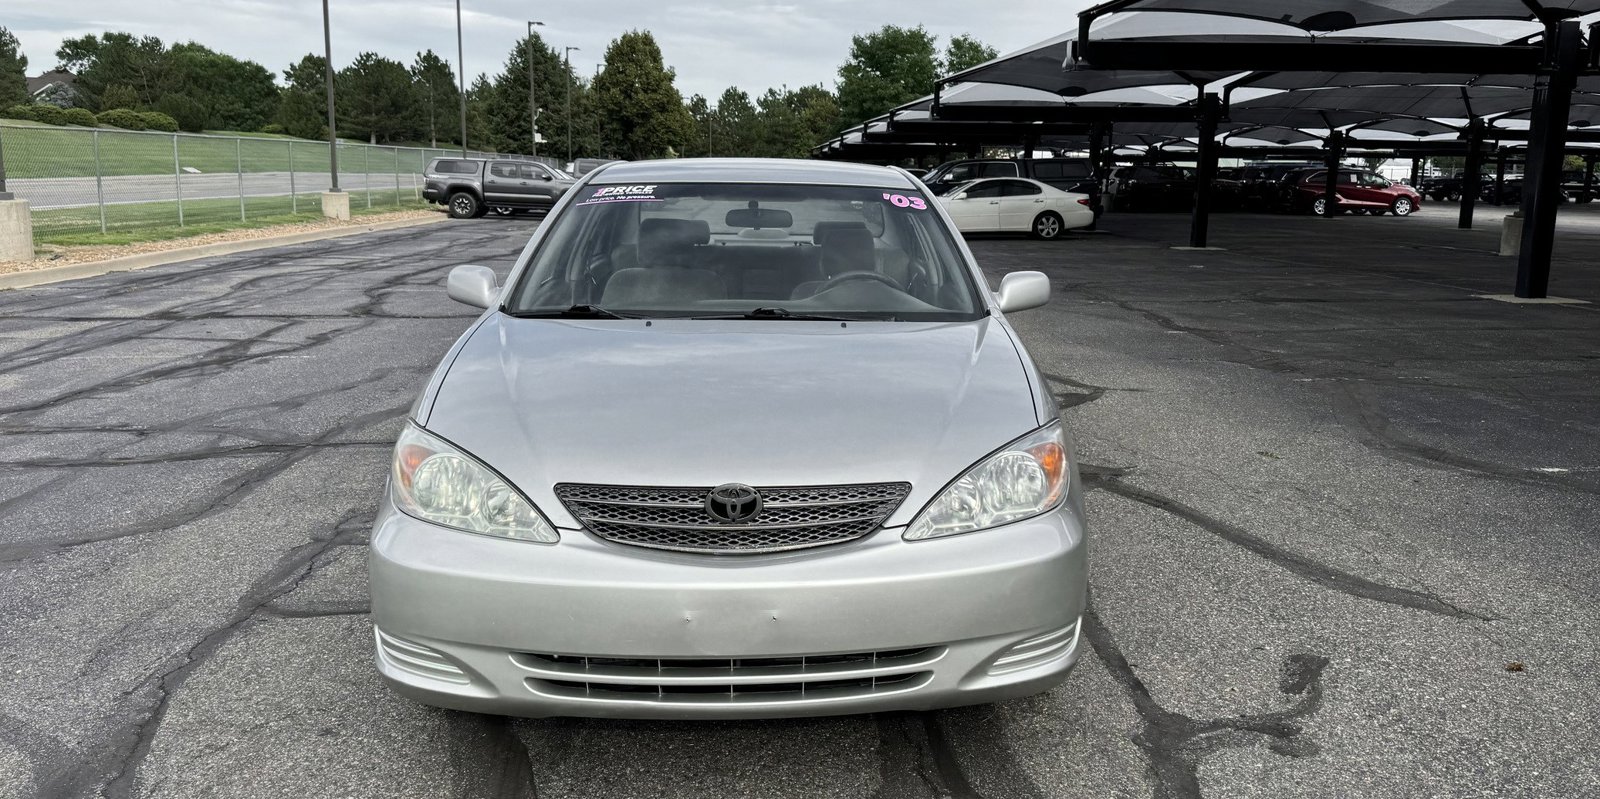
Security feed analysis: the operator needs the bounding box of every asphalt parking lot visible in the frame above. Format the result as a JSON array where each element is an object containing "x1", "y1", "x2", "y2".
[{"x1": 2, "y1": 203, "x2": 1597, "y2": 798}]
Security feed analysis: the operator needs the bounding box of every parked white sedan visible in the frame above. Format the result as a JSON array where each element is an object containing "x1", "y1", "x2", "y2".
[{"x1": 936, "y1": 178, "x2": 1094, "y2": 240}]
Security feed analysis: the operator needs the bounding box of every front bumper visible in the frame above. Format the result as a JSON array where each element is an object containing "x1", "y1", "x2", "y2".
[{"x1": 368, "y1": 501, "x2": 1088, "y2": 719}]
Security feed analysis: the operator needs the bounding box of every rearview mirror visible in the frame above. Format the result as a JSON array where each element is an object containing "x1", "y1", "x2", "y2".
[
  {"x1": 725, "y1": 208, "x2": 794, "y2": 229},
  {"x1": 996, "y1": 271, "x2": 1050, "y2": 313},
  {"x1": 447, "y1": 264, "x2": 499, "y2": 309}
]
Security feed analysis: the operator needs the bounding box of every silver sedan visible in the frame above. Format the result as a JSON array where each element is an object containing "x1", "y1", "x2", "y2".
[{"x1": 370, "y1": 158, "x2": 1089, "y2": 719}]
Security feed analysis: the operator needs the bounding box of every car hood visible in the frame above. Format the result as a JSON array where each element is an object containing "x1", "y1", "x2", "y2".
[{"x1": 423, "y1": 315, "x2": 1042, "y2": 529}]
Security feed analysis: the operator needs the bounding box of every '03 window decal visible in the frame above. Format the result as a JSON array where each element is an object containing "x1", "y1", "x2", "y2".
[{"x1": 882, "y1": 193, "x2": 927, "y2": 210}]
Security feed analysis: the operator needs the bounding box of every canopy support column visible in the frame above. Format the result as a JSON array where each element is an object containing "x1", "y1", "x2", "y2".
[
  {"x1": 1321, "y1": 130, "x2": 1344, "y2": 217},
  {"x1": 1410, "y1": 157, "x2": 1422, "y2": 187},
  {"x1": 1584, "y1": 154, "x2": 1596, "y2": 203},
  {"x1": 1516, "y1": 19, "x2": 1582, "y2": 298},
  {"x1": 1088, "y1": 122, "x2": 1106, "y2": 230},
  {"x1": 1189, "y1": 94, "x2": 1221, "y2": 246},
  {"x1": 1494, "y1": 152, "x2": 1508, "y2": 205},
  {"x1": 1460, "y1": 120, "x2": 1484, "y2": 229}
]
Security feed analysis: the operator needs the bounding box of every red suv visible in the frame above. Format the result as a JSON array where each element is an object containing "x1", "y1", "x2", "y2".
[{"x1": 1286, "y1": 168, "x2": 1423, "y2": 217}]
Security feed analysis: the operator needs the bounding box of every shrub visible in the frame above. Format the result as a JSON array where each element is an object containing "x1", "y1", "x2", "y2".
[
  {"x1": 62, "y1": 107, "x2": 98, "y2": 127},
  {"x1": 30, "y1": 104, "x2": 68, "y2": 126},
  {"x1": 1, "y1": 104, "x2": 37, "y2": 121},
  {"x1": 101, "y1": 84, "x2": 140, "y2": 112},
  {"x1": 97, "y1": 108, "x2": 147, "y2": 131},
  {"x1": 140, "y1": 111, "x2": 180, "y2": 133},
  {"x1": 156, "y1": 94, "x2": 208, "y2": 133}
]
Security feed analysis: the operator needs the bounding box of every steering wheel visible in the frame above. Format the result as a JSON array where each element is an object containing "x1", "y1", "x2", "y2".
[{"x1": 818, "y1": 270, "x2": 904, "y2": 293}]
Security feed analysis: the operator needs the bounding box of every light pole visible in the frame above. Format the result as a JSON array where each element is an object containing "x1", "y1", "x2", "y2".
[
  {"x1": 569, "y1": 46, "x2": 582, "y2": 164},
  {"x1": 456, "y1": 0, "x2": 468, "y2": 156},
  {"x1": 593, "y1": 63, "x2": 602, "y2": 158},
  {"x1": 321, "y1": 0, "x2": 340, "y2": 192},
  {"x1": 0, "y1": 125, "x2": 11, "y2": 199},
  {"x1": 527, "y1": 21, "x2": 545, "y2": 157}
]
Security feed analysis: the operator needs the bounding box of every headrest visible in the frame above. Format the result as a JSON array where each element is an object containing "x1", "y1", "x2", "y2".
[
  {"x1": 812, "y1": 221, "x2": 870, "y2": 245},
  {"x1": 638, "y1": 218, "x2": 711, "y2": 266},
  {"x1": 819, "y1": 226, "x2": 875, "y2": 274}
]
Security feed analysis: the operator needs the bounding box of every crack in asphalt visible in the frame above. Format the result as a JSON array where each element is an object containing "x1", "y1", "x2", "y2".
[
  {"x1": 0, "y1": 403, "x2": 408, "y2": 565},
  {"x1": 1078, "y1": 466, "x2": 1491, "y2": 621},
  {"x1": 0, "y1": 221, "x2": 531, "y2": 798},
  {"x1": 872, "y1": 712, "x2": 983, "y2": 799},
  {"x1": 40, "y1": 510, "x2": 376, "y2": 799},
  {"x1": 1082, "y1": 605, "x2": 1330, "y2": 799}
]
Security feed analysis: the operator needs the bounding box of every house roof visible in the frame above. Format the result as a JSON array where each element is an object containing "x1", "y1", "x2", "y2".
[{"x1": 26, "y1": 70, "x2": 77, "y2": 95}]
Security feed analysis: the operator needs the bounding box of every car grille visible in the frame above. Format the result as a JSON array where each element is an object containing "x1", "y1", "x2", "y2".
[
  {"x1": 514, "y1": 648, "x2": 943, "y2": 706},
  {"x1": 553, "y1": 482, "x2": 912, "y2": 554}
]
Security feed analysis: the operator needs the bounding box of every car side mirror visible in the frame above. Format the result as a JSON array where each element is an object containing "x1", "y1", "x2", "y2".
[
  {"x1": 951, "y1": 192, "x2": 968, "y2": 201},
  {"x1": 996, "y1": 271, "x2": 1050, "y2": 313},
  {"x1": 447, "y1": 264, "x2": 499, "y2": 309}
]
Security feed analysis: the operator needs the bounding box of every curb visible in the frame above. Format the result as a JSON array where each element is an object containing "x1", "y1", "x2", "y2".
[{"x1": 0, "y1": 214, "x2": 449, "y2": 291}]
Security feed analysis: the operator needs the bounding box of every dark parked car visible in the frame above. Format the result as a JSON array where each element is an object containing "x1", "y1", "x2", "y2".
[
  {"x1": 423, "y1": 157, "x2": 576, "y2": 219},
  {"x1": 1105, "y1": 165, "x2": 1194, "y2": 212},
  {"x1": 1235, "y1": 162, "x2": 1323, "y2": 211},
  {"x1": 921, "y1": 159, "x2": 1101, "y2": 215},
  {"x1": 1286, "y1": 168, "x2": 1423, "y2": 216},
  {"x1": 1420, "y1": 173, "x2": 1469, "y2": 202}
]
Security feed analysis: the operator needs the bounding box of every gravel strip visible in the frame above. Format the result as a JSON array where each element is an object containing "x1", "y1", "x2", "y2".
[{"x1": 0, "y1": 208, "x2": 445, "y2": 275}]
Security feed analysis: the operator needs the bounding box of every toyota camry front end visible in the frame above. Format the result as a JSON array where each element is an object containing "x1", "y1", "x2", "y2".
[{"x1": 369, "y1": 158, "x2": 1088, "y2": 719}]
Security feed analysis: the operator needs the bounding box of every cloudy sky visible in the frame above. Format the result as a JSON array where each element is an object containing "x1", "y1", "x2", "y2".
[{"x1": 8, "y1": 0, "x2": 1090, "y2": 99}]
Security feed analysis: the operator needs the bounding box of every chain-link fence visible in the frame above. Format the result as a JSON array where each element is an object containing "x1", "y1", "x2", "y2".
[{"x1": 0, "y1": 123, "x2": 561, "y2": 243}]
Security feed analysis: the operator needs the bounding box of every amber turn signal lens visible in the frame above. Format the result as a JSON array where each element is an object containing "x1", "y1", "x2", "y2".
[{"x1": 1027, "y1": 441, "x2": 1068, "y2": 505}]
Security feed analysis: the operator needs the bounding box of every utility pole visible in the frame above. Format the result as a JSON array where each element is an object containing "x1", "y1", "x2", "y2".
[
  {"x1": 565, "y1": 46, "x2": 580, "y2": 164},
  {"x1": 455, "y1": 0, "x2": 468, "y2": 156},
  {"x1": 527, "y1": 20, "x2": 545, "y2": 157}
]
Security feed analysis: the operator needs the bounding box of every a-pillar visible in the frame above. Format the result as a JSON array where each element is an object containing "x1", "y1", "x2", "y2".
[{"x1": 1516, "y1": 19, "x2": 1583, "y2": 298}]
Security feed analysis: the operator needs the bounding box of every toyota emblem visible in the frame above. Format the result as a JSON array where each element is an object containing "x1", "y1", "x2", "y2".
[{"x1": 705, "y1": 483, "x2": 763, "y2": 523}]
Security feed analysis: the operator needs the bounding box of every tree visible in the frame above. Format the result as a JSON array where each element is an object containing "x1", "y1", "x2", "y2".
[
  {"x1": 465, "y1": 74, "x2": 495, "y2": 151},
  {"x1": 337, "y1": 52, "x2": 417, "y2": 143},
  {"x1": 685, "y1": 93, "x2": 712, "y2": 157},
  {"x1": 484, "y1": 32, "x2": 580, "y2": 157},
  {"x1": 0, "y1": 27, "x2": 27, "y2": 109},
  {"x1": 713, "y1": 87, "x2": 757, "y2": 157},
  {"x1": 836, "y1": 25, "x2": 939, "y2": 126},
  {"x1": 943, "y1": 34, "x2": 997, "y2": 75},
  {"x1": 592, "y1": 31, "x2": 693, "y2": 160},
  {"x1": 788, "y1": 85, "x2": 840, "y2": 156},
  {"x1": 277, "y1": 54, "x2": 328, "y2": 140},
  {"x1": 56, "y1": 33, "x2": 177, "y2": 111},
  {"x1": 411, "y1": 50, "x2": 459, "y2": 148},
  {"x1": 167, "y1": 43, "x2": 277, "y2": 130}
]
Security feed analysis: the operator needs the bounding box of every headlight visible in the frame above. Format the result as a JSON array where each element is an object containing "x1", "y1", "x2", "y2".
[
  {"x1": 905, "y1": 422, "x2": 1070, "y2": 541},
  {"x1": 390, "y1": 422, "x2": 558, "y2": 543}
]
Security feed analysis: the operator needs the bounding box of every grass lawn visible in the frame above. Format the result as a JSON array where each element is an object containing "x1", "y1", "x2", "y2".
[
  {"x1": 32, "y1": 192, "x2": 433, "y2": 247},
  {"x1": 1, "y1": 123, "x2": 456, "y2": 179}
]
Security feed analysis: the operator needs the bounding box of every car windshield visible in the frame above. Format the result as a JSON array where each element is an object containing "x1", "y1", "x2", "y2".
[{"x1": 504, "y1": 182, "x2": 983, "y2": 321}]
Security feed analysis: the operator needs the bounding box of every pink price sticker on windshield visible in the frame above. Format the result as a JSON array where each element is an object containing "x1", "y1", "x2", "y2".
[{"x1": 882, "y1": 193, "x2": 928, "y2": 210}]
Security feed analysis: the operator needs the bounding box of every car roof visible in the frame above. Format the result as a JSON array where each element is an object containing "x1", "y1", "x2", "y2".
[{"x1": 593, "y1": 158, "x2": 919, "y2": 189}]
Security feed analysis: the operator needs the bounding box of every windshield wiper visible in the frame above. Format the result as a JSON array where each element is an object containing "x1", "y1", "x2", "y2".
[
  {"x1": 692, "y1": 307, "x2": 869, "y2": 321},
  {"x1": 505, "y1": 304, "x2": 642, "y2": 319}
]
